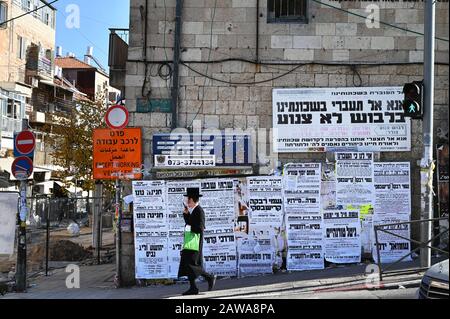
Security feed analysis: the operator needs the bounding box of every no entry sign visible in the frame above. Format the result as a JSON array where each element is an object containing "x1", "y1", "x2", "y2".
[
  {"x1": 105, "y1": 104, "x2": 129, "y2": 130},
  {"x1": 14, "y1": 131, "x2": 36, "y2": 157},
  {"x1": 11, "y1": 156, "x2": 33, "y2": 180}
]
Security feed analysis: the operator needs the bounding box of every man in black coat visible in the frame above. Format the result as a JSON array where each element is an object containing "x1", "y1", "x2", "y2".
[{"x1": 178, "y1": 188, "x2": 217, "y2": 295}]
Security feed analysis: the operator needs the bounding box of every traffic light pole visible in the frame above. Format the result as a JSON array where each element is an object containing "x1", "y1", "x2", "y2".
[
  {"x1": 420, "y1": 0, "x2": 435, "y2": 269},
  {"x1": 16, "y1": 119, "x2": 29, "y2": 292}
]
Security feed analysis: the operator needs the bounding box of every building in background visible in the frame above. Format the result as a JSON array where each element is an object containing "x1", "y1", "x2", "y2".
[
  {"x1": 0, "y1": 0, "x2": 56, "y2": 190},
  {"x1": 55, "y1": 46, "x2": 121, "y2": 104},
  {"x1": 0, "y1": 0, "x2": 56, "y2": 152},
  {"x1": 108, "y1": 28, "x2": 129, "y2": 98}
]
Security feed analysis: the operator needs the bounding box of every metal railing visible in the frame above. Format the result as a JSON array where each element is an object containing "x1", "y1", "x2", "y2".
[
  {"x1": 374, "y1": 217, "x2": 449, "y2": 282},
  {"x1": 26, "y1": 196, "x2": 116, "y2": 275},
  {"x1": 109, "y1": 28, "x2": 129, "y2": 44},
  {"x1": 1, "y1": 116, "x2": 22, "y2": 137}
]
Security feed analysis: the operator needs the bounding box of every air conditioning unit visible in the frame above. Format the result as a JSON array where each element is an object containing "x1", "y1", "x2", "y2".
[{"x1": 30, "y1": 77, "x2": 39, "y2": 88}]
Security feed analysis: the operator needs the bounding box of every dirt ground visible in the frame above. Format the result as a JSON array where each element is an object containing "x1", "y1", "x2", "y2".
[{"x1": 0, "y1": 227, "x2": 115, "y2": 275}]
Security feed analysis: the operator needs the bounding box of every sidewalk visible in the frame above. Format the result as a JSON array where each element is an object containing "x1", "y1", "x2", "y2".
[{"x1": 0, "y1": 259, "x2": 428, "y2": 299}]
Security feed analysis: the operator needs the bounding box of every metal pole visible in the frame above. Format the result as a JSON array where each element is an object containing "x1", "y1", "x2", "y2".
[
  {"x1": 420, "y1": 0, "x2": 435, "y2": 269},
  {"x1": 115, "y1": 179, "x2": 122, "y2": 287},
  {"x1": 374, "y1": 226, "x2": 383, "y2": 282},
  {"x1": 170, "y1": 0, "x2": 183, "y2": 129},
  {"x1": 97, "y1": 195, "x2": 101, "y2": 264},
  {"x1": 16, "y1": 118, "x2": 28, "y2": 292},
  {"x1": 45, "y1": 197, "x2": 50, "y2": 276}
]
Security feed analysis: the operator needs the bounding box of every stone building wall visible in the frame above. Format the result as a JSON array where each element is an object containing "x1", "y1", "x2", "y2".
[{"x1": 125, "y1": 0, "x2": 450, "y2": 242}]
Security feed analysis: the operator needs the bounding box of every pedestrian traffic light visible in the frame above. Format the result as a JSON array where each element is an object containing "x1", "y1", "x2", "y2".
[{"x1": 402, "y1": 81, "x2": 423, "y2": 119}]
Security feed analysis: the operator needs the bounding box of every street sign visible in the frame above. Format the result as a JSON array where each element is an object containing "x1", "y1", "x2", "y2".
[
  {"x1": 11, "y1": 156, "x2": 33, "y2": 180},
  {"x1": 93, "y1": 128, "x2": 142, "y2": 180},
  {"x1": 105, "y1": 104, "x2": 129, "y2": 130},
  {"x1": 14, "y1": 131, "x2": 36, "y2": 157}
]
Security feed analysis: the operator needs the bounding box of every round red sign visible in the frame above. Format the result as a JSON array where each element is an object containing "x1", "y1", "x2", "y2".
[
  {"x1": 105, "y1": 105, "x2": 129, "y2": 130},
  {"x1": 11, "y1": 156, "x2": 34, "y2": 180},
  {"x1": 15, "y1": 131, "x2": 36, "y2": 155}
]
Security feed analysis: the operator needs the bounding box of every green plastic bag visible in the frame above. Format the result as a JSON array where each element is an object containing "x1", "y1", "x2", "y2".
[{"x1": 183, "y1": 231, "x2": 200, "y2": 251}]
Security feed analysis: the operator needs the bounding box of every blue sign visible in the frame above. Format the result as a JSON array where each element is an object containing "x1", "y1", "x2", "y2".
[
  {"x1": 13, "y1": 131, "x2": 35, "y2": 159},
  {"x1": 11, "y1": 156, "x2": 33, "y2": 180},
  {"x1": 152, "y1": 133, "x2": 253, "y2": 168}
]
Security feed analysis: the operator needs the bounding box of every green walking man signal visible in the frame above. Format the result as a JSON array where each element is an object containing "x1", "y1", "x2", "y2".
[{"x1": 402, "y1": 80, "x2": 424, "y2": 119}]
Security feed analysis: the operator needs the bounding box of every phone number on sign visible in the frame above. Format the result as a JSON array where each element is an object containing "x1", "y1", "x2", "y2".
[{"x1": 167, "y1": 159, "x2": 215, "y2": 166}]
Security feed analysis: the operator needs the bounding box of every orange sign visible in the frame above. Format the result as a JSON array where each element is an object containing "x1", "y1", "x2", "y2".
[{"x1": 93, "y1": 128, "x2": 142, "y2": 180}]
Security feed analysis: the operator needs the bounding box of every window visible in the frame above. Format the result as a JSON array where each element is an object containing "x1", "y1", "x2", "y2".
[
  {"x1": 0, "y1": 1, "x2": 7, "y2": 28},
  {"x1": 17, "y1": 36, "x2": 27, "y2": 59},
  {"x1": 267, "y1": 0, "x2": 308, "y2": 23}
]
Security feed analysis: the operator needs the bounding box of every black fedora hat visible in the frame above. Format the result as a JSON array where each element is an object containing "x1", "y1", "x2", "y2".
[{"x1": 183, "y1": 187, "x2": 203, "y2": 198}]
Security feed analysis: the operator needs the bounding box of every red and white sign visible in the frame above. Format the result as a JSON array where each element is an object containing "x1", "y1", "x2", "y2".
[
  {"x1": 15, "y1": 131, "x2": 36, "y2": 155},
  {"x1": 11, "y1": 156, "x2": 34, "y2": 180},
  {"x1": 105, "y1": 104, "x2": 129, "y2": 130}
]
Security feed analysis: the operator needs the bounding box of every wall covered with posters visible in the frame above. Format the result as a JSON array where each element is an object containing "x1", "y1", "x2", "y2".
[{"x1": 132, "y1": 153, "x2": 412, "y2": 279}]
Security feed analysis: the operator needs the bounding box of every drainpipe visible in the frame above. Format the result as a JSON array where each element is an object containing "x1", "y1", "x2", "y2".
[
  {"x1": 256, "y1": 0, "x2": 259, "y2": 64},
  {"x1": 170, "y1": 0, "x2": 183, "y2": 129}
]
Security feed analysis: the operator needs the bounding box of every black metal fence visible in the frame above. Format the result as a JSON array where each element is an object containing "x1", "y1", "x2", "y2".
[
  {"x1": 374, "y1": 217, "x2": 449, "y2": 282},
  {"x1": 24, "y1": 196, "x2": 116, "y2": 276}
]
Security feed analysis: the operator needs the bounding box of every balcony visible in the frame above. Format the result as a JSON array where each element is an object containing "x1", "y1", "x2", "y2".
[
  {"x1": 26, "y1": 45, "x2": 54, "y2": 81},
  {"x1": 108, "y1": 28, "x2": 129, "y2": 93},
  {"x1": 1, "y1": 116, "x2": 22, "y2": 138},
  {"x1": 31, "y1": 96, "x2": 76, "y2": 115}
]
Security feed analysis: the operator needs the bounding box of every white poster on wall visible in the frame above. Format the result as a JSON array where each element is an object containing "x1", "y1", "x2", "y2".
[
  {"x1": 247, "y1": 176, "x2": 284, "y2": 236},
  {"x1": 200, "y1": 179, "x2": 237, "y2": 276},
  {"x1": 203, "y1": 228, "x2": 237, "y2": 276},
  {"x1": 234, "y1": 178, "x2": 250, "y2": 239},
  {"x1": 336, "y1": 152, "x2": 375, "y2": 208},
  {"x1": 237, "y1": 237, "x2": 274, "y2": 276},
  {"x1": 132, "y1": 181, "x2": 167, "y2": 231},
  {"x1": 286, "y1": 244, "x2": 324, "y2": 271},
  {"x1": 374, "y1": 162, "x2": 411, "y2": 217},
  {"x1": 168, "y1": 230, "x2": 183, "y2": 278},
  {"x1": 272, "y1": 87, "x2": 410, "y2": 153},
  {"x1": 167, "y1": 181, "x2": 201, "y2": 231},
  {"x1": 134, "y1": 230, "x2": 168, "y2": 279},
  {"x1": 0, "y1": 193, "x2": 18, "y2": 255},
  {"x1": 373, "y1": 215, "x2": 411, "y2": 264},
  {"x1": 323, "y1": 210, "x2": 361, "y2": 264},
  {"x1": 132, "y1": 181, "x2": 168, "y2": 279},
  {"x1": 283, "y1": 163, "x2": 321, "y2": 216},
  {"x1": 285, "y1": 215, "x2": 324, "y2": 271},
  {"x1": 200, "y1": 179, "x2": 236, "y2": 229},
  {"x1": 321, "y1": 162, "x2": 337, "y2": 211}
]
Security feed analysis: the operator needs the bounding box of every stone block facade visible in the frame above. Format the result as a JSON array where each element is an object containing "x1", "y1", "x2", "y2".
[{"x1": 125, "y1": 0, "x2": 450, "y2": 242}]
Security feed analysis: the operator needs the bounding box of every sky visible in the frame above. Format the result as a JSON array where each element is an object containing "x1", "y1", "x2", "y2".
[{"x1": 54, "y1": 0, "x2": 130, "y2": 71}]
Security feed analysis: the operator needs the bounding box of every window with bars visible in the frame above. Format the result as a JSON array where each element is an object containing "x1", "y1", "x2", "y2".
[{"x1": 267, "y1": 0, "x2": 308, "y2": 23}]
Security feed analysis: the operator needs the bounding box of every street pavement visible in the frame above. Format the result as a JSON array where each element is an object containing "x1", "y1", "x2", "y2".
[{"x1": 0, "y1": 259, "x2": 427, "y2": 299}]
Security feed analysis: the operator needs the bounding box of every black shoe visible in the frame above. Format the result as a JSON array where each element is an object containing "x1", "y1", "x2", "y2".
[
  {"x1": 208, "y1": 275, "x2": 217, "y2": 291},
  {"x1": 182, "y1": 288, "x2": 199, "y2": 296}
]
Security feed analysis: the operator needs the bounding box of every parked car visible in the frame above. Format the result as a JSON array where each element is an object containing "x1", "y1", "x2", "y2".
[{"x1": 417, "y1": 259, "x2": 449, "y2": 299}]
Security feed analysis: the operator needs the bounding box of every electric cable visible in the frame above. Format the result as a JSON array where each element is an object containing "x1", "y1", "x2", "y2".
[
  {"x1": 311, "y1": 0, "x2": 449, "y2": 42},
  {"x1": 0, "y1": 0, "x2": 58, "y2": 27}
]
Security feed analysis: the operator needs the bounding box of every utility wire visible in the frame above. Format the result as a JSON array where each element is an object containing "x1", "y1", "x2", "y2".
[
  {"x1": 311, "y1": 0, "x2": 449, "y2": 42},
  {"x1": 182, "y1": 62, "x2": 304, "y2": 85},
  {"x1": 0, "y1": 0, "x2": 58, "y2": 27}
]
